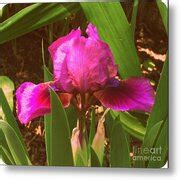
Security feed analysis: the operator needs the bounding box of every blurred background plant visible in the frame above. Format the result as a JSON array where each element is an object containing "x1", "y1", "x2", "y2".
[{"x1": 0, "y1": 1, "x2": 168, "y2": 167}]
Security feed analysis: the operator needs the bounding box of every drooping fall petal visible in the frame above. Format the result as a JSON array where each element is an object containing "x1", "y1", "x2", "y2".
[
  {"x1": 16, "y1": 82, "x2": 72, "y2": 124},
  {"x1": 94, "y1": 77, "x2": 155, "y2": 112},
  {"x1": 16, "y1": 82, "x2": 51, "y2": 124}
]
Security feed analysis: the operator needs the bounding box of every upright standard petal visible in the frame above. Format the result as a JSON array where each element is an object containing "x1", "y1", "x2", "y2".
[
  {"x1": 48, "y1": 28, "x2": 81, "y2": 92},
  {"x1": 61, "y1": 37, "x2": 117, "y2": 92},
  {"x1": 48, "y1": 23, "x2": 117, "y2": 93},
  {"x1": 48, "y1": 29, "x2": 81, "y2": 60},
  {"x1": 94, "y1": 77, "x2": 155, "y2": 112},
  {"x1": 86, "y1": 23, "x2": 99, "y2": 40},
  {"x1": 16, "y1": 82, "x2": 51, "y2": 124}
]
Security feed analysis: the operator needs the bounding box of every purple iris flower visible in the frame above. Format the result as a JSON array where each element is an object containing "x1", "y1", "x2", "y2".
[{"x1": 16, "y1": 23, "x2": 155, "y2": 124}]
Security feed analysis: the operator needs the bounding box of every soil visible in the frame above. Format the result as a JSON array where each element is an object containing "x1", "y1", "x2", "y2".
[{"x1": 0, "y1": 1, "x2": 168, "y2": 166}]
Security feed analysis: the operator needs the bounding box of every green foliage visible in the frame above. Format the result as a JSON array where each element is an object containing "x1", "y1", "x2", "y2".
[
  {"x1": 90, "y1": 147, "x2": 101, "y2": 167},
  {"x1": 0, "y1": 2, "x2": 168, "y2": 167},
  {"x1": 0, "y1": 87, "x2": 31, "y2": 165},
  {"x1": 0, "y1": 76, "x2": 14, "y2": 119},
  {"x1": 0, "y1": 120, "x2": 31, "y2": 165},
  {"x1": 0, "y1": 3, "x2": 80, "y2": 44},
  {"x1": 157, "y1": 0, "x2": 168, "y2": 32},
  {"x1": 48, "y1": 89, "x2": 73, "y2": 166},
  {"x1": 111, "y1": 111, "x2": 146, "y2": 141},
  {"x1": 141, "y1": 59, "x2": 168, "y2": 167},
  {"x1": 81, "y1": 2, "x2": 141, "y2": 79},
  {"x1": 110, "y1": 116, "x2": 131, "y2": 167}
]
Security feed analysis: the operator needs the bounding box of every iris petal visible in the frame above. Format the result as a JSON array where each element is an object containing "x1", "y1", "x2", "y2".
[
  {"x1": 49, "y1": 24, "x2": 117, "y2": 93},
  {"x1": 48, "y1": 29, "x2": 81, "y2": 61},
  {"x1": 16, "y1": 82, "x2": 51, "y2": 124},
  {"x1": 94, "y1": 77, "x2": 155, "y2": 112},
  {"x1": 62, "y1": 37, "x2": 117, "y2": 92},
  {"x1": 16, "y1": 82, "x2": 73, "y2": 124},
  {"x1": 48, "y1": 28, "x2": 81, "y2": 92},
  {"x1": 86, "y1": 23, "x2": 99, "y2": 40}
]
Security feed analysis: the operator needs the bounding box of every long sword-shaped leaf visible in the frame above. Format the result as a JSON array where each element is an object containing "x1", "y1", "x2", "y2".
[
  {"x1": 81, "y1": 2, "x2": 141, "y2": 78},
  {"x1": 0, "y1": 3, "x2": 80, "y2": 44},
  {"x1": 157, "y1": 0, "x2": 168, "y2": 32},
  {"x1": 144, "y1": 59, "x2": 168, "y2": 140},
  {"x1": 90, "y1": 147, "x2": 101, "y2": 167},
  {"x1": 0, "y1": 120, "x2": 31, "y2": 165},
  {"x1": 111, "y1": 111, "x2": 146, "y2": 141},
  {"x1": 49, "y1": 89, "x2": 73, "y2": 166},
  {"x1": 110, "y1": 116, "x2": 131, "y2": 167},
  {"x1": 147, "y1": 119, "x2": 168, "y2": 168},
  {"x1": 0, "y1": 145, "x2": 15, "y2": 165},
  {"x1": 42, "y1": 39, "x2": 53, "y2": 165},
  {"x1": 130, "y1": 0, "x2": 139, "y2": 37},
  {"x1": 0, "y1": 88, "x2": 30, "y2": 162},
  {"x1": 0, "y1": 129, "x2": 15, "y2": 165},
  {"x1": 141, "y1": 59, "x2": 168, "y2": 167}
]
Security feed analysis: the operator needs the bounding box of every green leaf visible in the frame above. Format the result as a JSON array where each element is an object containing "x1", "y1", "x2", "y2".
[
  {"x1": 147, "y1": 120, "x2": 168, "y2": 168},
  {"x1": 0, "y1": 129, "x2": 15, "y2": 165},
  {"x1": 142, "y1": 59, "x2": 168, "y2": 167},
  {"x1": 42, "y1": 39, "x2": 53, "y2": 165},
  {"x1": 0, "y1": 3, "x2": 80, "y2": 44},
  {"x1": 157, "y1": 0, "x2": 168, "y2": 32},
  {"x1": 111, "y1": 111, "x2": 146, "y2": 141},
  {"x1": 81, "y1": 2, "x2": 141, "y2": 79},
  {"x1": 130, "y1": 0, "x2": 139, "y2": 37},
  {"x1": 0, "y1": 88, "x2": 30, "y2": 162},
  {"x1": 0, "y1": 120, "x2": 31, "y2": 165},
  {"x1": 75, "y1": 154, "x2": 86, "y2": 167},
  {"x1": 143, "y1": 121, "x2": 164, "y2": 148},
  {"x1": 0, "y1": 76, "x2": 14, "y2": 119},
  {"x1": 143, "y1": 59, "x2": 168, "y2": 142},
  {"x1": 65, "y1": 105, "x2": 77, "y2": 133},
  {"x1": 104, "y1": 111, "x2": 115, "y2": 138},
  {"x1": 90, "y1": 147, "x2": 101, "y2": 167},
  {"x1": 49, "y1": 89, "x2": 73, "y2": 166},
  {"x1": 110, "y1": 116, "x2": 131, "y2": 167},
  {"x1": 0, "y1": 146, "x2": 15, "y2": 165}
]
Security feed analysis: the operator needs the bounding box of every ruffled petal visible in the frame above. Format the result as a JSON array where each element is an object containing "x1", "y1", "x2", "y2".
[
  {"x1": 16, "y1": 82, "x2": 51, "y2": 124},
  {"x1": 86, "y1": 23, "x2": 99, "y2": 40},
  {"x1": 62, "y1": 36, "x2": 117, "y2": 92},
  {"x1": 48, "y1": 24, "x2": 117, "y2": 93},
  {"x1": 16, "y1": 82, "x2": 73, "y2": 124},
  {"x1": 48, "y1": 29, "x2": 81, "y2": 60},
  {"x1": 94, "y1": 77, "x2": 155, "y2": 112},
  {"x1": 48, "y1": 28, "x2": 81, "y2": 92}
]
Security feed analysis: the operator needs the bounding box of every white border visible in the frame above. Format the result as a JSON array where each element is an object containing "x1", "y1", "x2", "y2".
[{"x1": 1, "y1": 1, "x2": 180, "y2": 180}]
